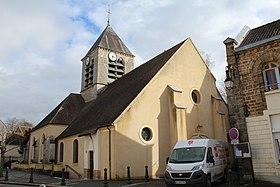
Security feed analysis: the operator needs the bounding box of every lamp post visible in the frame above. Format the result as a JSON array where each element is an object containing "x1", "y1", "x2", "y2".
[{"x1": 224, "y1": 66, "x2": 234, "y2": 90}]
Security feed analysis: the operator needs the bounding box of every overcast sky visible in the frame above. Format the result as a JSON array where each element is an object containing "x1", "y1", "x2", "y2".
[{"x1": 0, "y1": 0, "x2": 279, "y2": 125}]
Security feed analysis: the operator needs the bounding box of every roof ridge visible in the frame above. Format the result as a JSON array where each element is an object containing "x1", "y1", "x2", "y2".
[
  {"x1": 49, "y1": 94, "x2": 73, "y2": 123},
  {"x1": 69, "y1": 93, "x2": 81, "y2": 96},
  {"x1": 31, "y1": 93, "x2": 85, "y2": 132},
  {"x1": 250, "y1": 19, "x2": 280, "y2": 31}
]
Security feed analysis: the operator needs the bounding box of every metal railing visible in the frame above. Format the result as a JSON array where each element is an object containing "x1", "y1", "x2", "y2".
[
  {"x1": 65, "y1": 164, "x2": 82, "y2": 179},
  {"x1": 264, "y1": 83, "x2": 280, "y2": 92}
]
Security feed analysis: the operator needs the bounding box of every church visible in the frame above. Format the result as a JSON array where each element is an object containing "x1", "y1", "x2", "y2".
[{"x1": 27, "y1": 23, "x2": 230, "y2": 179}]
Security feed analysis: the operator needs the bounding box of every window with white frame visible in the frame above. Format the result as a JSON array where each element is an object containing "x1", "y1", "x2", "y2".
[
  {"x1": 262, "y1": 63, "x2": 280, "y2": 91},
  {"x1": 275, "y1": 138, "x2": 280, "y2": 162},
  {"x1": 271, "y1": 114, "x2": 280, "y2": 162}
]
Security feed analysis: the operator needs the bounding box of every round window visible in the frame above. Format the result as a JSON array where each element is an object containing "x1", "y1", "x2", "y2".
[
  {"x1": 141, "y1": 127, "x2": 153, "y2": 141},
  {"x1": 191, "y1": 90, "x2": 201, "y2": 104}
]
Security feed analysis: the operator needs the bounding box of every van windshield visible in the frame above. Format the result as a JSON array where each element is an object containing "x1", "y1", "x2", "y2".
[{"x1": 169, "y1": 147, "x2": 206, "y2": 163}]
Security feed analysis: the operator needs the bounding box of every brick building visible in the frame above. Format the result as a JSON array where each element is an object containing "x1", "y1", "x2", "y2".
[{"x1": 224, "y1": 19, "x2": 280, "y2": 182}]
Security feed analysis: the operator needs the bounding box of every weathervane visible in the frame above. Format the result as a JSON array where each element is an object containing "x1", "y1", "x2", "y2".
[{"x1": 107, "y1": 4, "x2": 112, "y2": 26}]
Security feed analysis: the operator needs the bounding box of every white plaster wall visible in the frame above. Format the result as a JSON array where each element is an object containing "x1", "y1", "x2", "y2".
[{"x1": 83, "y1": 134, "x2": 99, "y2": 170}]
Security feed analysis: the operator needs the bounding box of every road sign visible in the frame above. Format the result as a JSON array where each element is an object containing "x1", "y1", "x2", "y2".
[
  {"x1": 234, "y1": 142, "x2": 251, "y2": 158},
  {"x1": 229, "y1": 127, "x2": 239, "y2": 140}
]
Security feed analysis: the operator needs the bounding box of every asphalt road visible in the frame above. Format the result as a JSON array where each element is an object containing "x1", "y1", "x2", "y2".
[
  {"x1": 0, "y1": 184, "x2": 28, "y2": 187},
  {"x1": 69, "y1": 179, "x2": 229, "y2": 187},
  {"x1": 1, "y1": 170, "x2": 231, "y2": 187}
]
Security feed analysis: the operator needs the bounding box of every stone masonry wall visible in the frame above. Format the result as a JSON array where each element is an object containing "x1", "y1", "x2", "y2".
[
  {"x1": 225, "y1": 39, "x2": 280, "y2": 142},
  {"x1": 225, "y1": 39, "x2": 248, "y2": 142},
  {"x1": 236, "y1": 40, "x2": 280, "y2": 117},
  {"x1": 246, "y1": 116, "x2": 276, "y2": 176}
]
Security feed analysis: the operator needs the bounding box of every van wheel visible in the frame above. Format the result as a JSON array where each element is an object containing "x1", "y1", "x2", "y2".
[{"x1": 206, "y1": 175, "x2": 211, "y2": 187}]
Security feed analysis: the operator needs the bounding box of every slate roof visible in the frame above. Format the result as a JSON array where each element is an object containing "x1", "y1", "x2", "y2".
[
  {"x1": 31, "y1": 93, "x2": 85, "y2": 132},
  {"x1": 58, "y1": 39, "x2": 186, "y2": 139},
  {"x1": 236, "y1": 19, "x2": 280, "y2": 51},
  {"x1": 84, "y1": 26, "x2": 134, "y2": 58},
  {"x1": 6, "y1": 134, "x2": 24, "y2": 145}
]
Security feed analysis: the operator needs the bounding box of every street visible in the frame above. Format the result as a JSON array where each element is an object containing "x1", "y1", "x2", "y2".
[
  {"x1": 0, "y1": 169, "x2": 243, "y2": 187},
  {"x1": 0, "y1": 184, "x2": 32, "y2": 187},
  {"x1": 67, "y1": 179, "x2": 229, "y2": 187}
]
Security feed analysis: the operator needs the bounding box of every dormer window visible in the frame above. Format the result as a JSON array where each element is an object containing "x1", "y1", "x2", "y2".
[{"x1": 263, "y1": 63, "x2": 280, "y2": 92}]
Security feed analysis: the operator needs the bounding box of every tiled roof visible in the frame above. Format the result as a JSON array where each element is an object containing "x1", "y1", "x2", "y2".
[
  {"x1": 6, "y1": 134, "x2": 24, "y2": 145},
  {"x1": 31, "y1": 93, "x2": 85, "y2": 132},
  {"x1": 57, "y1": 39, "x2": 186, "y2": 139},
  {"x1": 84, "y1": 26, "x2": 134, "y2": 57},
  {"x1": 236, "y1": 19, "x2": 280, "y2": 50}
]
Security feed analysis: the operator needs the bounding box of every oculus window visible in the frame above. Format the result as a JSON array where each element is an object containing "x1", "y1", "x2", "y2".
[
  {"x1": 141, "y1": 127, "x2": 153, "y2": 141},
  {"x1": 191, "y1": 90, "x2": 201, "y2": 104}
]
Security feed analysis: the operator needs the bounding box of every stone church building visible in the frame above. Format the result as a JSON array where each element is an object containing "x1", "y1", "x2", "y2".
[
  {"x1": 224, "y1": 19, "x2": 280, "y2": 182},
  {"x1": 28, "y1": 24, "x2": 230, "y2": 179}
]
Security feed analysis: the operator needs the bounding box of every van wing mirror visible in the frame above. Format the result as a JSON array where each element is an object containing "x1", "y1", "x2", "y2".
[
  {"x1": 207, "y1": 155, "x2": 215, "y2": 164},
  {"x1": 166, "y1": 157, "x2": 169, "y2": 164}
]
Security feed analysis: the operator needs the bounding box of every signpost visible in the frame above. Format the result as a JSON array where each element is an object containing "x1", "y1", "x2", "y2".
[
  {"x1": 233, "y1": 142, "x2": 251, "y2": 158},
  {"x1": 229, "y1": 127, "x2": 239, "y2": 144},
  {"x1": 228, "y1": 127, "x2": 255, "y2": 185}
]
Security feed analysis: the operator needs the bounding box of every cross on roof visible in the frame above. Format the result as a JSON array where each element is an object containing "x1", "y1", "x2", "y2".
[{"x1": 107, "y1": 5, "x2": 112, "y2": 26}]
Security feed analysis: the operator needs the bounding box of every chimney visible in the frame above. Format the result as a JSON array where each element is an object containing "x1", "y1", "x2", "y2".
[{"x1": 223, "y1": 37, "x2": 238, "y2": 65}]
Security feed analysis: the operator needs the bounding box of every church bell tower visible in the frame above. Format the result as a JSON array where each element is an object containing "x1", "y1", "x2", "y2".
[{"x1": 80, "y1": 25, "x2": 134, "y2": 102}]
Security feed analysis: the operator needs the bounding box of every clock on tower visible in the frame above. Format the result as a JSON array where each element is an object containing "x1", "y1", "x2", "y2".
[{"x1": 80, "y1": 25, "x2": 134, "y2": 102}]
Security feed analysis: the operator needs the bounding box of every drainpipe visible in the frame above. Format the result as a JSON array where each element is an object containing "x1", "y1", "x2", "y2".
[{"x1": 107, "y1": 126, "x2": 112, "y2": 180}]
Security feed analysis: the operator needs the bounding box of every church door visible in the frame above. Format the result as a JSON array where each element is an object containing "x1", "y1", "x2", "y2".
[{"x1": 89, "y1": 151, "x2": 94, "y2": 179}]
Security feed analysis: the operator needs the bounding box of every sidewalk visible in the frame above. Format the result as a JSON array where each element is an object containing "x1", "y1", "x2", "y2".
[
  {"x1": 0, "y1": 169, "x2": 62, "y2": 186},
  {"x1": 2, "y1": 169, "x2": 279, "y2": 187},
  {"x1": 0, "y1": 169, "x2": 153, "y2": 187}
]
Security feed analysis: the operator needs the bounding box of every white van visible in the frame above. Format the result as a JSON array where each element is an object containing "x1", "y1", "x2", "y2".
[{"x1": 165, "y1": 139, "x2": 229, "y2": 187}]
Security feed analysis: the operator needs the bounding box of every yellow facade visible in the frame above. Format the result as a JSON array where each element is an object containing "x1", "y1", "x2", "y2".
[
  {"x1": 57, "y1": 38, "x2": 230, "y2": 179},
  {"x1": 57, "y1": 135, "x2": 85, "y2": 178},
  {"x1": 28, "y1": 124, "x2": 68, "y2": 163}
]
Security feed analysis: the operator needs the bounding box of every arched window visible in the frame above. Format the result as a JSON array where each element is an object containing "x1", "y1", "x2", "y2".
[
  {"x1": 73, "y1": 139, "x2": 78, "y2": 163},
  {"x1": 263, "y1": 63, "x2": 280, "y2": 91},
  {"x1": 59, "y1": 142, "x2": 64, "y2": 162},
  {"x1": 41, "y1": 134, "x2": 46, "y2": 144}
]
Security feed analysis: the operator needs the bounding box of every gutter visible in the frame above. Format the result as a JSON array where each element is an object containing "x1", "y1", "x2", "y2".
[{"x1": 107, "y1": 125, "x2": 112, "y2": 180}]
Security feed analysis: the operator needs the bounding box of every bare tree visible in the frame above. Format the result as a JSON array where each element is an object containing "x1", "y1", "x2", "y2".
[
  {"x1": 5, "y1": 117, "x2": 33, "y2": 133},
  {"x1": 200, "y1": 51, "x2": 215, "y2": 70},
  {"x1": 5, "y1": 117, "x2": 19, "y2": 133},
  {"x1": 217, "y1": 81, "x2": 227, "y2": 102}
]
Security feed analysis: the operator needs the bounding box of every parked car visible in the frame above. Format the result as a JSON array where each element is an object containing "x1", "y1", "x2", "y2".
[{"x1": 165, "y1": 139, "x2": 229, "y2": 187}]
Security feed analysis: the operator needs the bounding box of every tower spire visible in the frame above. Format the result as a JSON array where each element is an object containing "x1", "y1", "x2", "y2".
[{"x1": 107, "y1": 4, "x2": 112, "y2": 26}]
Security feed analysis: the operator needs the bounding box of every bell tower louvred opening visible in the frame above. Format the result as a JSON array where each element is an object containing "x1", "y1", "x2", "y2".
[{"x1": 80, "y1": 25, "x2": 134, "y2": 102}]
